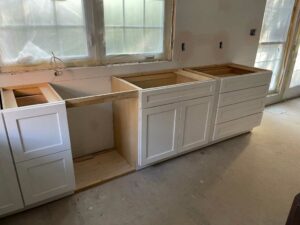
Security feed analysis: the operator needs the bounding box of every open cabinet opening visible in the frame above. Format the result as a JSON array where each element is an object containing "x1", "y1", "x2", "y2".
[
  {"x1": 122, "y1": 72, "x2": 197, "y2": 89},
  {"x1": 14, "y1": 88, "x2": 48, "y2": 107},
  {"x1": 190, "y1": 64, "x2": 256, "y2": 77},
  {"x1": 1, "y1": 84, "x2": 62, "y2": 109},
  {"x1": 60, "y1": 77, "x2": 139, "y2": 192}
]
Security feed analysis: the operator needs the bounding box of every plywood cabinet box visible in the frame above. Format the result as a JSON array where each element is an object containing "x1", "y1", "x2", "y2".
[
  {"x1": 0, "y1": 84, "x2": 75, "y2": 211},
  {"x1": 115, "y1": 70, "x2": 217, "y2": 167},
  {"x1": 185, "y1": 63, "x2": 272, "y2": 142}
]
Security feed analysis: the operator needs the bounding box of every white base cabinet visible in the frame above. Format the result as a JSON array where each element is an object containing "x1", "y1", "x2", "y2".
[
  {"x1": 0, "y1": 113, "x2": 24, "y2": 217},
  {"x1": 2, "y1": 99, "x2": 75, "y2": 207},
  {"x1": 186, "y1": 64, "x2": 272, "y2": 142},
  {"x1": 16, "y1": 150, "x2": 75, "y2": 206},
  {"x1": 140, "y1": 96, "x2": 214, "y2": 167}
]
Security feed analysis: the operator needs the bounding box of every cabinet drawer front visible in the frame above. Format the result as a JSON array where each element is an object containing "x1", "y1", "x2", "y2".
[
  {"x1": 220, "y1": 72, "x2": 272, "y2": 93},
  {"x1": 141, "y1": 81, "x2": 216, "y2": 108},
  {"x1": 3, "y1": 102, "x2": 71, "y2": 162},
  {"x1": 218, "y1": 85, "x2": 269, "y2": 107},
  {"x1": 213, "y1": 113, "x2": 263, "y2": 141},
  {"x1": 216, "y1": 98, "x2": 266, "y2": 124},
  {"x1": 140, "y1": 103, "x2": 180, "y2": 166},
  {"x1": 16, "y1": 150, "x2": 75, "y2": 206},
  {"x1": 0, "y1": 114, "x2": 24, "y2": 216}
]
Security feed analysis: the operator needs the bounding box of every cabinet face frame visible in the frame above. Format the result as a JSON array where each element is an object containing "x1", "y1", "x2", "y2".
[
  {"x1": 3, "y1": 102, "x2": 71, "y2": 162},
  {"x1": 0, "y1": 112, "x2": 24, "y2": 216},
  {"x1": 177, "y1": 96, "x2": 213, "y2": 153},
  {"x1": 140, "y1": 103, "x2": 181, "y2": 166}
]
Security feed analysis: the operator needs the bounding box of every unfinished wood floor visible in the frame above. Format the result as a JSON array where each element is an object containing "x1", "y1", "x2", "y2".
[{"x1": 1, "y1": 98, "x2": 300, "y2": 225}]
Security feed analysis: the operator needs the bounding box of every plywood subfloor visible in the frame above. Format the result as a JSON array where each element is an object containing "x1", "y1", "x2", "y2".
[{"x1": 74, "y1": 150, "x2": 135, "y2": 192}]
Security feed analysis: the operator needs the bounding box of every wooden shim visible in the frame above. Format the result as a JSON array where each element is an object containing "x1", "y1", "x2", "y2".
[{"x1": 65, "y1": 90, "x2": 139, "y2": 108}]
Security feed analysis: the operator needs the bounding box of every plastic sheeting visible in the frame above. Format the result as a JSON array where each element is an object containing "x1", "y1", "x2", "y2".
[
  {"x1": 0, "y1": 0, "x2": 171, "y2": 72},
  {"x1": 0, "y1": 0, "x2": 88, "y2": 66}
]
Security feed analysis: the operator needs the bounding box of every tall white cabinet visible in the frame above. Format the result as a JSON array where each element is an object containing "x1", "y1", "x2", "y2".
[{"x1": 0, "y1": 112, "x2": 24, "y2": 216}]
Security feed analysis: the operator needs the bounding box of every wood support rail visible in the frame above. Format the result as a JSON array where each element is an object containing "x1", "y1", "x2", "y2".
[{"x1": 65, "y1": 90, "x2": 139, "y2": 108}]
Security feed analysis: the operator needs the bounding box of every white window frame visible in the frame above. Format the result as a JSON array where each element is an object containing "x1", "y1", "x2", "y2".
[{"x1": 0, "y1": 0, "x2": 175, "y2": 73}]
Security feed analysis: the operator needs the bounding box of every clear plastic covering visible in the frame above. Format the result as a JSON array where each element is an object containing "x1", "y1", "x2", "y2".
[
  {"x1": 0, "y1": 0, "x2": 88, "y2": 66},
  {"x1": 0, "y1": 0, "x2": 170, "y2": 71}
]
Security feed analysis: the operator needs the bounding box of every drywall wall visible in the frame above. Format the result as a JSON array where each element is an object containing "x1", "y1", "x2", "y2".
[{"x1": 0, "y1": 0, "x2": 267, "y2": 157}]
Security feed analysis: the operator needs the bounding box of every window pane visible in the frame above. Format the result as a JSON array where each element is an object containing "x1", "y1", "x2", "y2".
[
  {"x1": 255, "y1": 44, "x2": 284, "y2": 91},
  {"x1": 255, "y1": 0, "x2": 295, "y2": 92},
  {"x1": 103, "y1": 0, "x2": 124, "y2": 26},
  {"x1": 260, "y1": 0, "x2": 294, "y2": 43},
  {"x1": 124, "y1": 28, "x2": 144, "y2": 54},
  {"x1": 105, "y1": 28, "x2": 125, "y2": 55},
  {"x1": 125, "y1": 0, "x2": 144, "y2": 26},
  {"x1": 145, "y1": 0, "x2": 164, "y2": 27},
  {"x1": 0, "y1": 29, "x2": 28, "y2": 63},
  {"x1": 29, "y1": 27, "x2": 60, "y2": 56},
  {"x1": 56, "y1": 0, "x2": 85, "y2": 25},
  {"x1": 290, "y1": 48, "x2": 300, "y2": 87},
  {"x1": 59, "y1": 28, "x2": 88, "y2": 57},
  {"x1": 0, "y1": 0, "x2": 88, "y2": 66},
  {"x1": 144, "y1": 28, "x2": 164, "y2": 53},
  {"x1": 0, "y1": 0, "x2": 24, "y2": 26},
  {"x1": 104, "y1": 0, "x2": 166, "y2": 57},
  {"x1": 24, "y1": 0, "x2": 55, "y2": 25}
]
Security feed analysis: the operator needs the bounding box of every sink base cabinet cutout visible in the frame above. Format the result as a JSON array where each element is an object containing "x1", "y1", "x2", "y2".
[
  {"x1": 16, "y1": 151, "x2": 75, "y2": 206},
  {"x1": 3, "y1": 102, "x2": 71, "y2": 163},
  {"x1": 0, "y1": 113, "x2": 24, "y2": 217},
  {"x1": 139, "y1": 96, "x2": 214, "y2": 167},
  {"x1": 141, "y1": 103, "x2": 180, "y2": 166}
]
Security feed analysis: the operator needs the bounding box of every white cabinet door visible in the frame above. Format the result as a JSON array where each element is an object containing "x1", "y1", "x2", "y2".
[
  {"x1": 140, "y1": 103, "x2": 180, "y2": 166},
  {"x1": 178, "y1": 97, "x2": 213, "y2": 153},
  {"x1": 3, "y1": 102, "x2": 71, "y2": 162},
  {"x1": 0, "y1": 113, "x2": 24, "y2": 216},
  {"x1": 16, "y1": 150, "x2": 75, "y2": 206}
]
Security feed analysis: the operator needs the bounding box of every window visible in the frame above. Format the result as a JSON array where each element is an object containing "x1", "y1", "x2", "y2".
[
  {"x1": 255, "y1": 0, "x2": 295, "y2": 92},
  {"x1": 0, "y1": 0, "x2": 174, "y2": 71},
  {"x1": 0, "y1": 0, "x2": 88, "y2": 65}
]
